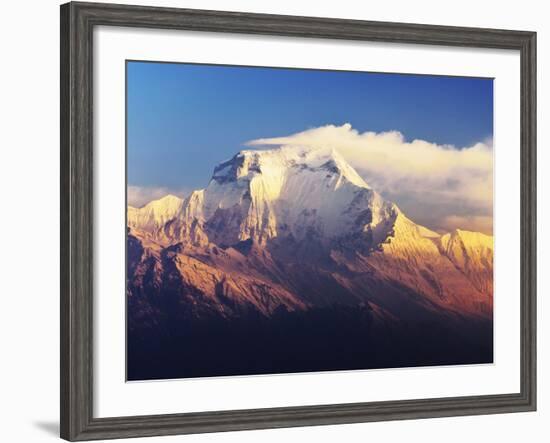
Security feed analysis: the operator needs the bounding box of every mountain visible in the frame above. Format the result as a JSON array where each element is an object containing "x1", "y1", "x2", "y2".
[
  {"x1": 127, "y1": 145, "x2": 493, "y2": 380},
  {"x1": 128, "y1": 194, "x2": 183, "y2": 231},
  {"x1": 438, "y1": 229, "x2": 494, "y2": 295},
  {"x1": 150, "y1": 146, "x2": 396, "y2": 247}
]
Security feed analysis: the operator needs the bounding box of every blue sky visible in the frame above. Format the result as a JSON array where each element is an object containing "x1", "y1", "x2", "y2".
[{"x1": 127, "y1": 60, "x2": 493, "y2": 196}]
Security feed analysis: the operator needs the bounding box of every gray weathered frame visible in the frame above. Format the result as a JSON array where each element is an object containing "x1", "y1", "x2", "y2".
[{"x1": 60, "y1": 2, "x2": 537, "y2": 440}]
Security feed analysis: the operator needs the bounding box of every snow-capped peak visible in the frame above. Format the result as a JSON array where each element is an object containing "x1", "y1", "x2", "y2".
[
  {"x1": 212, "y1": 145, "x2": 369, "y2": 190},
  {"x1": 153, "y1": 144, "x2": 396, "y2": 246},
  {"x1": 439, "y1": 229, "x2": 493, "y2": 268},
  {"x1": 128, "y1": 194, "x2": 183, "y2": 230}
]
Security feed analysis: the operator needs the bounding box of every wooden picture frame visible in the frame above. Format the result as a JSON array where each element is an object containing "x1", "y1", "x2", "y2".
[{"x1": 60, "y1": 2, "x2": 536, "y2": 440}]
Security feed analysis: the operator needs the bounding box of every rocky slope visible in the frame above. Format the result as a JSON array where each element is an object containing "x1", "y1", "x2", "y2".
[{"x1": 128, "y1": 146, "x2": 492, "y2": 319}]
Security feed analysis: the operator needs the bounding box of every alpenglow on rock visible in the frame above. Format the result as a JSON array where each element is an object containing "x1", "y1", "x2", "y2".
[{"x1": 127, "y1": 144, "x2": 493, "y2": 322}]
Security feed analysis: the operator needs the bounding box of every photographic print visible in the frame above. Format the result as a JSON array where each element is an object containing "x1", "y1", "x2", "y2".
[{"x1": 126, "y1": 61, "x2": 494, "y2": 381}]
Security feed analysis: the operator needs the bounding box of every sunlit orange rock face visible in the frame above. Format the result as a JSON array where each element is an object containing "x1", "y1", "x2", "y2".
[
  {"x1": 128, "y1": 146, "x2": 492, "y2": 320},
  {"x1": 127, "y1": 146, "x2": 493, "y2": 379}
]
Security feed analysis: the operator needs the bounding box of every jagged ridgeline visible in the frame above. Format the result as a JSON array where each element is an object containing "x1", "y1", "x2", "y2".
[{"x1": 127, "y1": 145, "x2": 493, "y2": 380}]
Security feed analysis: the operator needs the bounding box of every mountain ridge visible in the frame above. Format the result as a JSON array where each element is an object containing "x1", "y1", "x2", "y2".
[
  {"x1": 127, "y1": 144, "x2": 493, "y2": 380},
  {"x1": 128, "y1": 194, "x2": 183, "y2": 231},
  {"x1": 128, "y1": 145, "x2": 492, "y2": 321}
]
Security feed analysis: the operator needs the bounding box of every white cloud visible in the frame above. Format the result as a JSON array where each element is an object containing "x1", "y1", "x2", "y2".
[
  {"x1": 248, "y1": 123, "x2": 493, "y2": 234},
  {"x1": 440, "y1": 215, "x2": 493, "y2": 235},
  {"x1": 128, "y1": 185, "x2": 188, "y2": 208}
]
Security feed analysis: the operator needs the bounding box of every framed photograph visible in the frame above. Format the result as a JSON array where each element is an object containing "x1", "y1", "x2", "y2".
[{"x1": 60, "y1": 1, "x2": 536, "y2": 440}]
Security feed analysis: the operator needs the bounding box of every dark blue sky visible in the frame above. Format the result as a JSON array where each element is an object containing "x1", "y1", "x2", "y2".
[{"x1": 127, "y1": 61, "x2": 493, "y2": 191}]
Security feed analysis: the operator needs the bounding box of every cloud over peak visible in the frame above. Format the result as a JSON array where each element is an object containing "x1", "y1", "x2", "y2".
[{"x1": 248, "y1": 124, "x2": 493, "y2": 234}]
